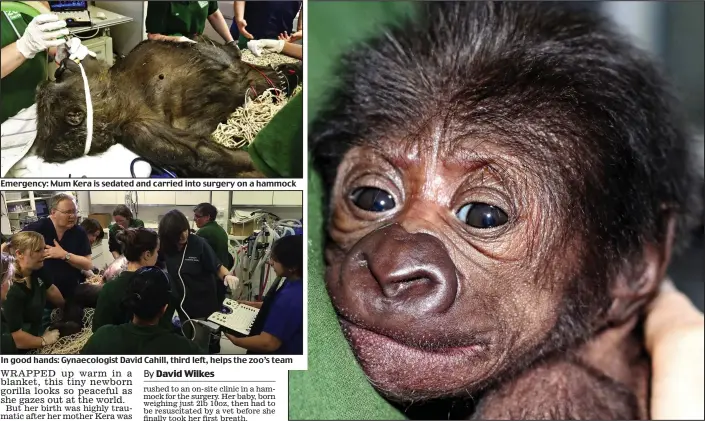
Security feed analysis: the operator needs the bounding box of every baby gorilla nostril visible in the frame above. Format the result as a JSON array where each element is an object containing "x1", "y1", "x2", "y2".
[
  {"x1": 359, "y1": 224, "x2": 459, "y2": 315},
  {"x1": 383, "y1": 276, "x2": 434, "y2": 300}
]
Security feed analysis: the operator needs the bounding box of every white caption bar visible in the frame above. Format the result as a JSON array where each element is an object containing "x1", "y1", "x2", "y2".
[{"x1": 0, "y1": 179, "x2": 302, "y2": 191}]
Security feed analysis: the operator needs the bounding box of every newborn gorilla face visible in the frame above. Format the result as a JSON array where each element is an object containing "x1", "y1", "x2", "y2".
[
  {"x1": 314, "y1": 2, "x2": 700, "y2": 414},
  {"x1": 325, "y1": 129, "x2": 581, "y2": 401}
]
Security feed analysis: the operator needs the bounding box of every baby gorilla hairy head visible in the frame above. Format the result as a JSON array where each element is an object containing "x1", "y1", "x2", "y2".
[{"x1": 311, "y1": 1, "x2": 702, "y2": 410}]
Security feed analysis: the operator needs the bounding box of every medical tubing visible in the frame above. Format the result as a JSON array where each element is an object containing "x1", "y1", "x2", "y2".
[
  {"x1": 177, "y1": 241, "x2": 197, "y2": 341},
  {"x1": 78, "y1": 62, "x2": 93, "y2": 155}
]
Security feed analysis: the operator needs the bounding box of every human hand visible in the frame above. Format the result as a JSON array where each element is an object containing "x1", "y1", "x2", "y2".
[
  {"x1": 247, "y1": 39, "x2": 285, "y2": 57},
  {"x1": 646, "y1": 278, "x2": 704, "y2": 420},
  {"x1": 278, "y1": 31, "x2": 302, "y2": 42},
  {"x1": 176, "y1": 36, "x2": 197, "y2": 44},
  {"x1": 236, "y1": 18, "x2": 253, "y2": 40},
  {"x1": 41, "y1": 329, "x2": 60, "y2": 346},
  {"x1": 16, "y1": 14, "x2": 69, "y2": 59},
  {"x1": 224, "y1": 275, "x2": 240, "y2": 291},
  {"x1": 44, "y1": 240, "x2": 66, "y2": 260},
  {"x1": 66, "y1": 37, "x2": 97, "y2": 61}
]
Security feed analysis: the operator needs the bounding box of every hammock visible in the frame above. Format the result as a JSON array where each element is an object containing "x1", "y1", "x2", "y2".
[{"x1": 211, "y1": 50, "x2": 302, "y2": 150}]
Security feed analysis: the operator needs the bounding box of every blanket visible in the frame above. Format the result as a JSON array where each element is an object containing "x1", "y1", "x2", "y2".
[{"x1": 1, "y1": 105, "x2": 149, "y2": 178}]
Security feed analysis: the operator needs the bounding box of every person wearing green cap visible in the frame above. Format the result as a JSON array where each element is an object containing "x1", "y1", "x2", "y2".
[{"x1": 145, "y1": 1, "x2": 234, "y2": 45}]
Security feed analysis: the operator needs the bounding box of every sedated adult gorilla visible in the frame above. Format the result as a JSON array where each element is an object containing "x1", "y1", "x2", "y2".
[
  {"x1": 311, "y1": 2, "x2": 702, "y2": 420},
  {"x1": 34, "y1": 40, "x2": 302, "y2": 178}
]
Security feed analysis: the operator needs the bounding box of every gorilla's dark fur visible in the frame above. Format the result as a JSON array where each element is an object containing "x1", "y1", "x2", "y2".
[
  {"x1": 49, "y1": 283, "x2": 102, "y2": 337},
  {"x1": 35, "y1": 40, "x2": 302, "y2": 177},
  {"x1": 311, "y1": 2, "x2": 701, "y2": 419}
]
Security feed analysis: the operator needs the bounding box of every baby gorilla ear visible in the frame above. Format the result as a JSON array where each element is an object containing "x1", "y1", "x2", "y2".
[
  {"x1": 65, "y1": 108, "x2": 85, "y2": 126},
  {"x1": 606, "y1": 212, "x2": 677, "y2": 325}
]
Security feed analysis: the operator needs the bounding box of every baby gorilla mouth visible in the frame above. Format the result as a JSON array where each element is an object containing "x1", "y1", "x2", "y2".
[
  {"x1": 340, "y1": 318, "x2": 487, "y2": 355},
  {"x1": 337, "y1": 310, "x2": 491, "y2": 403},
  {"x1": 327, "y1": 224, "x2": 495, "y2": 402}
]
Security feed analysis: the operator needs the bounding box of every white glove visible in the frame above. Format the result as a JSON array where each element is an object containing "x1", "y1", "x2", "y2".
[
  {"x1": 247, "y1": 39, "x2": 284, "y2": 57},
  {"x1": 176, "y1": 36, "x2": 197, "y2": 44},
  {"x1": 66, "y1": 37, "x2": 97, "y2": 61},
  {"x1": 224, "y1": 275, "x2": 240, "y2": 291},
  {"x1": 41, "y1": 329, "x2": 60, "y2": 346},
  {"x1": 16, "y1": 14, "x2": 69, "y2": 59}
]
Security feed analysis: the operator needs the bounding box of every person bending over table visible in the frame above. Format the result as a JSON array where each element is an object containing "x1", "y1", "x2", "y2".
[
  {"x1": 93, "y1": 228, "x2": 174, "y2": 332},
  {"x1": 82, "y1": 266, "x2": 205, "y2": 355},
  {"x1": 158, "y1": 210, "x2": 239, "y2": 353},
  {"x1": 79, "y1": 218, "x2": 104, "y2": 278},
  {"x1": 108, "y1": 205, "x2": 144, "y2": 260},
  {"x1": 225, "y1": 235, "x2": 303, "y2": 355}
]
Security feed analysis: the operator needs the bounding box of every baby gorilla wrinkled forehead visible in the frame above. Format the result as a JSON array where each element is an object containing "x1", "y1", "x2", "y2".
[{"x1": 311, "y1": 1, "x2": 700, "y2": 417}]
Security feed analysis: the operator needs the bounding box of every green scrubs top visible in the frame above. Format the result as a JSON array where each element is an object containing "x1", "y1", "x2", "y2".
[
  {"x1": 145, "y1": 1, "x2": 219, "y2": 38},
  {"x1": 249, "y1": 91, "x2": 303, "y2": 178},
  {"x1": 81, "y1": 322, "x2": 205, "y2": 355},
  {"x1": 196, "y1": 221, "x2": 230, "y2": 268},
  {"x1": 1, "y1": 311, "x2": 18, "y2": 355},
  {"x1": 0, "y1": 10, "x2": 47, "y2": 124},
  {"x1": 92, "y1": 271, "x2": 175, "y2": 333},
  {"x1": 2, "y1": 272, "x2": 53, "y2": 338},
  {"x1": 107, "y1": 219, "x2": 145, "y2": 256}
]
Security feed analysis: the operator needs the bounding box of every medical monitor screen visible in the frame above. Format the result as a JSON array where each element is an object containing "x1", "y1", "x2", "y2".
[
  {"x1": 49, "y1": 1, "x2": 88, "y2": 12},
  {"x1": 35, "y1": 200, "x2": 49, "y2": 218}
]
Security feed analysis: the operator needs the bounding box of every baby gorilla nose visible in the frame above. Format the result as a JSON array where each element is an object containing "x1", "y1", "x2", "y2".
[{"x1": 344, "y1": 224, "x2": 458, "y2": 319}]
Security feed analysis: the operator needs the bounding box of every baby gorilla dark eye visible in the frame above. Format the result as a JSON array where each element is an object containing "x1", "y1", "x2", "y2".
[
  {"x1": 456, "y1": 203, "x2": 508, "y2": 228},
  {"x1": 350, "y1": 187, "x2": 396, "y2": 212}
]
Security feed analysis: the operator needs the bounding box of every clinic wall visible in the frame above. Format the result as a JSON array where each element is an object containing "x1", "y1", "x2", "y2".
[
  {"x1": 602, "y1": 2, "x2": 663, "y2": 55},
  {"x1": 89, "y1": 205, "x2": 302, "y2": 230},
  {"x1": 94, "y1": 1, "x2": 147, "y2": 56},
  {"x1": 90, "y1": 205, "x2": 207, "y2": 230},
  {"x1": 602, "y1": 1, "x2": 704, "y2": 132}
]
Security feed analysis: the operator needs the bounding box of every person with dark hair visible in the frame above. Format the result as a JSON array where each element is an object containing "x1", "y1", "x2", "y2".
[
  {"x1": 81, "y1": 266, "x2": 204, "y2": 354},
  {"x1": 80, "y1": 218, "x2": 104, "y2": 247},
  {"x1": 108, "y1": 205, "x2": 144, "y2": 260},
  {"x1": 225, "y1": 235, "x2": 303, "y2": 355},
  {"x1": 158, "y1": 209, "x2": 239, "y2": 353},
  {"x1": 79, "y1": 218, "x2": 105, "y2": 278},
  {"x1": 93, "y1": 228, "x2": 173, "y2": 332},
  {"x1": 194, "y1": 203, "x2": 232, "y2": 307},
  {"x1": 194, "y1": 203, "x2": 231, "y2": 270}
]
